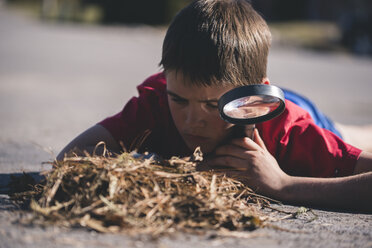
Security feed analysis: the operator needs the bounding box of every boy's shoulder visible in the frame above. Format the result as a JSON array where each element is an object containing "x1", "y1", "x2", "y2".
[
  {"x1": 135, "y1": 72, "x2": 168, "y2": 108},
  {"x1": 139, "y1": 72, "x2": 166, "y2": 90},
  {"x1": 257, "y1": 100, "x2": 314, "y2": 150},
  {"x1": 261, "y1": 99, "x2": 313, "y2": 131},
  {"x1": 281, "y1": 99, "x2": 313, "y2": 123}
]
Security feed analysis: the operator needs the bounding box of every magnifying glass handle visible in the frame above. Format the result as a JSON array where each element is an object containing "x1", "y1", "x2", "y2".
[
  {"x1": 232, "y1": 125, "x2": 255, "y2": 139},
  {"x1": 245, "y1": 125, "x2": 255, "y2": 140}
]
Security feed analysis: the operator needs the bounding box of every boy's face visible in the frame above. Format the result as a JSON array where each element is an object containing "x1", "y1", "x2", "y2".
[{"x1": 166, "y1": 71, "x2": 235, "y2": 154}]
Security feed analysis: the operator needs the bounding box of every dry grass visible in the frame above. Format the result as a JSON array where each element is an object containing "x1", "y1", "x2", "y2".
[{"x1": 10, "y1": 148, "x2": 275, "y2": 237}]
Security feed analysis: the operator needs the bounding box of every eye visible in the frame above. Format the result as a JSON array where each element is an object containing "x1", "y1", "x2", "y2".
[
  {"x1": 206, "y1": 102, "x2": 218, "y2": 109},
  {"x1": 171, "y1": 97, "x2": 188, "y2": 105}
]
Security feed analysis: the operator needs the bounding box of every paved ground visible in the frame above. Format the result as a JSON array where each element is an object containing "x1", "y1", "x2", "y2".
[{"x1": 0, "y1": 5, "x2": 372, "y2": 248}]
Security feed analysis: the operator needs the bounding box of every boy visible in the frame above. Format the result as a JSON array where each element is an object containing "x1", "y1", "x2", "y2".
[{"x1": 57, "y1": 0, "x2": 372, "y2": 211}]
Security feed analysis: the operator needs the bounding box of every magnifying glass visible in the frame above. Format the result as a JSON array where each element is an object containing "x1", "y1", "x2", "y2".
[{"x1": 218, "y1": 84, "x2": 285, "y2": 138}]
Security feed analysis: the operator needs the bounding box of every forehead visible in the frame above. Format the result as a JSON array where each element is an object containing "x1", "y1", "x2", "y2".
[{"x1": 165, "y1": 71, "x2": 234, "y2": 99}]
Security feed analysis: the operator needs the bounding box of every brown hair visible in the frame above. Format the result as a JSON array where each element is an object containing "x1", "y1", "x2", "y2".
[{"x1": 160, "y1": 0, "x2": 272, "y2": 86}]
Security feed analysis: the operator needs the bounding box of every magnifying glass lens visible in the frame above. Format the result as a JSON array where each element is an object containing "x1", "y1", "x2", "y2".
[
  {"x1": 218, "y1": 84, "x2": 285, "y2": 125},
  {"x1": 223, "y1": 95, "x2": 281, "y2": 119}
]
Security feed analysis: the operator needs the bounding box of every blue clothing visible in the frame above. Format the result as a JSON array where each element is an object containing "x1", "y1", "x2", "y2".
[{"x1": 282, "y1": 88, "x2": 342, "y2": 139}]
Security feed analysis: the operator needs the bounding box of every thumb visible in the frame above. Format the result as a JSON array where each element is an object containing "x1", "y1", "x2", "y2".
[
  {"x1": 244, "y1": 125, "x2": 255, "y2": 139},
  {"x1": 253, "y1": 128, "x2": 267, "y2": 150}
]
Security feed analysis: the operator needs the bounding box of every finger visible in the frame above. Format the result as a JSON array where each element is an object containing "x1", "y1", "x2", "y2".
[
  {"x1": 197, "y1": 157, "x2": 230, "y2": 171},
  {"x1": 224, "y1": 170, "x2": 250, "y2": 182},
  {"x1": 215, "y1": 144, "x2": 255, "y2": 160},
  {"x1": 244, "y1": 125, "x2": 255, "y2": 139},
  {"x1": 204, "y1": 155, "x2": 252, "y2": 171},
  {"x1": 230, "y1": 136, "x2": 262, "y2": 151},
  {"x1": 197, "y1": 161, "x2": 234, "y2": 172},
  {"x1": 253, "y1": 128, "x2": 267, "y2": 151}
]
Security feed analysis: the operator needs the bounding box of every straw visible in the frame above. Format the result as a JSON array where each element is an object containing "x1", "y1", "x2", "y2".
[{"x1": 9, "y1": 148, "x2": 272, "y2": 237}]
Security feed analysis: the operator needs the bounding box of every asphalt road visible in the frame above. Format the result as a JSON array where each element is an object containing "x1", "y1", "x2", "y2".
[{"x1": 0, "y1": 5, "x2": 371, "y2": 248}]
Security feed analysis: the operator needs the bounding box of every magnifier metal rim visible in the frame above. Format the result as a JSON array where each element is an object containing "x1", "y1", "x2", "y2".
[{"x1": 218, "y1": 84, "x2": 286, "y2": 125}]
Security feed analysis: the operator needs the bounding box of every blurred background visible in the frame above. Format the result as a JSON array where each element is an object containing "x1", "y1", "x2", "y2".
[
  {"x1": 4, "y1": 0, "x2": 372, "y2": 56},
  {"x1": 0, "y1": 0, "x2": 372, "y2": 172}
]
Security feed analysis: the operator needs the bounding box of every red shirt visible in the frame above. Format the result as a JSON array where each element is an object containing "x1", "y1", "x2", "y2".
[{"x1": 99, "y1": 73, "x2": 361, "y2": 178}]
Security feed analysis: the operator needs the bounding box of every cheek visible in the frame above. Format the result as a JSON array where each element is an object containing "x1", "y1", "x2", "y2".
[
  {"x1": 168, "y1": 102, "x2": 185, "y2": 127},
  {"x1": 205, "y1": 112, "x2": 230, "y2": 128},
  {"x1": 205, "y1": 115, "x2": 233, "y2": 136}
]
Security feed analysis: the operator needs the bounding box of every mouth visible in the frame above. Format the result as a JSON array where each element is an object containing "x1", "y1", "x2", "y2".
[{"x1": 183, "y1": 133, "x2": 210, "y2": 145}]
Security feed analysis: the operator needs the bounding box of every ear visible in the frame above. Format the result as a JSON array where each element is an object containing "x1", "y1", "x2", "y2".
[{"x1": 261, "y1": 77, "x2": 270, "y2": 85}]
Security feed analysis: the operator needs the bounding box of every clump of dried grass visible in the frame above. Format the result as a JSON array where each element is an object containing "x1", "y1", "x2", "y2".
[{"x1": 10, "y1": 148, "x2": 272, "y2": 237}]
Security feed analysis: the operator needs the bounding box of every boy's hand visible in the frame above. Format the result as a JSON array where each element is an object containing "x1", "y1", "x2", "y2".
[
  {"x1": 198, "y1": 128, "x2": 290, "y2": 197},
  {"x1": 198, "y1": 128, "x2": 372, "y2": 211}
]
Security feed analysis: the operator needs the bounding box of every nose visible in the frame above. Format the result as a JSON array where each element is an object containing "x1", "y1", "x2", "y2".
[{"x1": 185, "y1": 105, "x2": 206, "y2": 128}]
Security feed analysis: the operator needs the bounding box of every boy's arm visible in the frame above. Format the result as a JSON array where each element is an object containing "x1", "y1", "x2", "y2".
[
  {"x1": 200, "y1": 129, "x2": 372, "y2": 212},
  {"x1": 56, "y1": 124, "x2": 122, "y2": 161},
  {"x1": 353, "y1": 151, "x2": 372, "y2": 174},
  {"x1": 278, "y1": 170, "x2": 372, "y2": 212}
]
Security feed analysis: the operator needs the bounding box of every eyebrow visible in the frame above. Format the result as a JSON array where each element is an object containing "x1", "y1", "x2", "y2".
[
  {"x1": 166, "y1": 90, "x2": 219, "y2": 103},
  {"x1": 167, "y1": 90, "x2": 185, "y2": 100}
]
